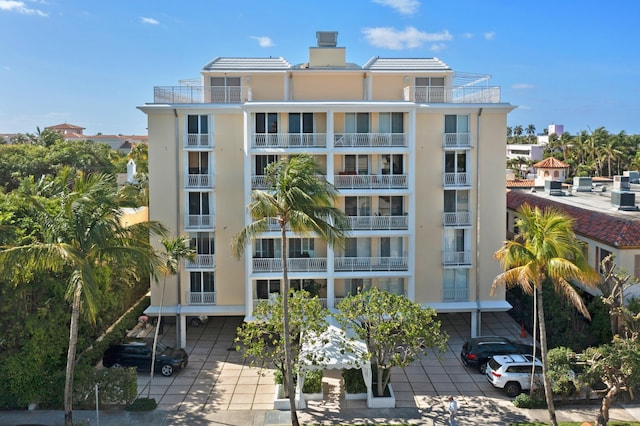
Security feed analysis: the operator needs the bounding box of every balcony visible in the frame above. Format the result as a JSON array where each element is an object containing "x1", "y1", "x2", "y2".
[
  {"x1": 188, "y1": 291, "x2": 216, "y2": 305},
  {"x1": 442, "y1": 250, "x2": 472, "y2": 266},
  {"x1": 443, "y1": 172, "x2": 471, "y2": 187},
  {"x1": 333, "y1": 133, "x2": 407, "y2": 148},
  {"x1": 347, "y1": 215, "x2": 408, "y2": 230},
  {"x1": 153, "y1": 86, "x2": 252, "y2": 104},
  {"x1": 251, "y1": 133, "x2": 326, "y2": 149},
  {"x1": 185, "y1": 173, "x2": 214, "y2": 189},
  {"x1": 252, "y1": 257, "x2": 327, "y2": 273},
  {"x1": 443, "y1": 287, "x2": 469, "y2": 301},
  {"x1": 334, "y1": 256, "x2": 408, "y2": 272},
  {"x1": 443, "y1": 211, "x2": 472, "y2": 227},
  {"x1": 403, "y1": 85, "x2": 501, "y2": 103},
  {"x1": 252, "y1": 175, "x2": 326, "y2": 191},
  {"x1": 334, "y1": 174, "x2": 408, "y2": 190},
  {"x1": 443, "y1": 133, "x2": 471, "y2": 148},
  {"x1": 185, "y1": 214, "x2": 214, "y2": 230},
  {"x1": 185, "y1": 254, "x2": 215, "y2": 269},
  {"x1": 185, "y1": 133, "x2": 213, "y2": 149}
]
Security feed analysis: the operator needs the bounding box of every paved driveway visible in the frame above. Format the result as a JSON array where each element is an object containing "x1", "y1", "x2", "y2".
[{"x1": 137, "y1": 311, "x2": 531, "y2": 412}]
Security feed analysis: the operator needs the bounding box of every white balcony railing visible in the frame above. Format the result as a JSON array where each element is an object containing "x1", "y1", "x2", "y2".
[
  {"x1": 251, "y1": 133, "x2": 326, "y2": 148},
  {"x1": 443, "y1": 133, "x2": 471, "y2": 148},
  {"x1": 333, "y1": 133, "x2": 407, "y2": 147},
  {"x1": 443, "y1": 172, "x2": 471, "y2": 187},
  {"x1": 185, "y1": 133, "x2": 213, "y2": 148},
  {"x1": 188, "y1": 291, "x2": 216, "y2": 305},
  {"x1": 347, "y1": 215, "x2": 408, "y2": 230},
  {"x1": 154, "y1": 86, "x2": 252, "y2": 104},
  {"x1": 334, "y1": 174, "x2": 408, "y2": 190},
  {"x1": 443, "y1": 211, "x2": 472, "y2": 227},
  {"x1": 403, "y1": 85, "x2": 501, "y2": 103},
  {"x1": 252, "y1": 257, "x2": 327, "y2": 273},
  {"x1": 185, "y1": 254, "x2": 215, "y2": 269},
  {"x1": 185, "y1": 174, "x2": 214, "y2": 189},
  {"x1": 185, "y1": 214, "x2": 214, "y2": 229},
  {"x1": 442, "y1": 251, "x2": 472, "y2": 266},
  {"x1": 334, "y1": 256, "x2": 408, "y2": 272},
  {"x1": 443, "y1": 287, "x2": 469, "y2": 301},
  {"x1": 252, "y1": 174, "x2": 326, "y2": 190}
]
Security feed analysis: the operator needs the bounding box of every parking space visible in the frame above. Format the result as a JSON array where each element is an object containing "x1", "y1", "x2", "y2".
[{"x1": 134, "y1": 311, "x2": 532, "y2": 412}]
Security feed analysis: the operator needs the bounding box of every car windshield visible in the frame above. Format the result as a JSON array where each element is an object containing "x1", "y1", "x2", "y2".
[{"x1": 155, "y1": 342, "x2": 168, "y2": 352}]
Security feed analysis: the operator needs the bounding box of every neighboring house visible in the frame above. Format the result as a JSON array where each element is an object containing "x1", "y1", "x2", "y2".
[
  {"x1": 506, "y1": 176, "x2": 640, "y2": 302},
  {"x1": 139, "y1": 31, "x2": 515, "y2": 347},
  {"x1": 45, "y1": 123, "x2": 147, "y2": 152}
]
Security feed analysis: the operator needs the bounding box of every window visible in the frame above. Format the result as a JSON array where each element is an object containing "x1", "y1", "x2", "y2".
[
  {"x1": 378, "y1": 278, "x2": 405, "y2": 295},
  {"x1": 443, "y1": 269, "x2": 468, "y2": 301},
  {"x1": 254, "y1": 239, "x2": 279, "y2": 258},
  {"x1": 379, "y1": 112, "x2": 403, "y2": 133},
  {"x1": 255, "y1": 113, "x2": 278, "y2": 133},
  {"x1": 445, "y1": 151, "x2": 468, "y2": 173},
  {"x1": 289, "y1": 238, "x2": 314, "y2": 258},
  {"x1": 187, "y1": 152, "x2": 209, "y2": 175},
  {"x1": 345, "y1": 278, "x2": 371, "y2": 296},
  {"x1": 345, "y1": 196, "x2": 371, "y2": 216},
  {"x1": 255, "y1": 155, "x2": 278, "y2": 175},
  {"x1": 187, "y1": 115, "x2": 209, "y2": 135},
  {"x1": 345, "y1": 155, "x2": 369, "y2": 174},
  {"x1": 190, "y1": 232, "x2": 214, "y2": 255},
  {"x1": 188, "y1": 192, "x2": 210, "y2": 215},
  {"x1": 415, "y1": 77, "x2": 445, "y2": 102},
  {"x1": 444, "y1": 115, "x2": 469, "y2": 134},
  {"x1": 444, "y1": 190, "x2": 469, "y2": 213},
  {"x1": 288, "y1": 113, "x2": 314, "y2": 133},
  {"x1": 381, "y1": 154, "x2": 403, "y2": 175},
  {"x1": 378, "y1": 196, "x2": 403, "y2": 216},
  {"x1": 256, "y1": 279, "x2": 280, "y2": 299},
  {"x1": 444, "y1": 228, "x2": 467, "y2": 252},
  {"x1": 210, "y1": 76, "x2": 241, "y2": 102},
  {"x1": 344, "y1": 237, "x2": 373, "y2": 258},
  {"x1": 345, "y1": 113, "x2": 369, "y2": 133},
  {"x1": 190, "y1": 271, "x2": 215, "y2": 293}
]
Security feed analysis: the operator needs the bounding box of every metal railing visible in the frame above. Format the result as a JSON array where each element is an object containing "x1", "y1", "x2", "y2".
[
  {"x1": 252, "y1": 257, "x2": 327, "y2": 272},
  {"x1": 403, "y1": 86, "x2": 501, "y2": 103},
  {"x1": 185, "y1": 133, "x2": 213, "y2": 148},
  {"x1": 185, "y1": 214, "x2": 214, "y2": 229},
  {"x1": 251, "y1": 133, "x2": 327, "y2": 148},
  {"x1": 443, "y1": 172, "x2": 472, "y2": 187},
  {"x1": 334, "y1": 174, "x2": 408, "y2": 189},
  {"x1": 442, "y1": 250, "x2": 472, "y2": 266},
  {"x1": 185, "y1": 254, "x2": 216, "y2": 269},
  {"x1": 347, "y1": 215, "x2": 408, "y2": 230},
  {"x1": 334, "y1": 256, "x2": 408, "y2": 271},
  {"x1": 185, "y1": 174, "x2": 214, "y2": 189},
  {"x1": 188, "y1": 291, "x2": 216, "y2": 305},
  {"x1": 333, "y1": 133, "x2": 407, "y2": 147},
  {"x1": 443, "y1": 211, "x2": 472, "y2": 227},
  {"x1": 443, "y1": 133, "x2": 471, "y2": 148},
  {"x1": 443, "y1": 287, "x2": 469, "y2": 301},
  {"x1": 153, "y1": 86, "x2": 252, "y2": 103}
]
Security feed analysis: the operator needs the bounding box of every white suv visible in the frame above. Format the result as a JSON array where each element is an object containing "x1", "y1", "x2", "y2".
[{"x1": 486, "y1": 354, "x2": 542, "y2": 397}]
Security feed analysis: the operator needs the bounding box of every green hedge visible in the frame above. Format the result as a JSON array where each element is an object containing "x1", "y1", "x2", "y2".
[
  {"x1": 342, "y1": 368, "x2": 367, "y2": 394},
  {"x1": 73, "y1": 367, "x2": 137, "y2": 408}
]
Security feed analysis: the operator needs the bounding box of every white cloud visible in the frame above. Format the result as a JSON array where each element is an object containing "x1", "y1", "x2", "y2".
[
  {"x1": 372, "y1": 0, "x2": 419, "y2": 15},
  {"x1": 362, "y1": 26, "x2": 452, "y2": 50},
  {"x1": 512, "y1": 83, "x2": 535, "y2": 89},
  {"x1": 250, "y1": 36, "x2": 274, "y2": 48},
  {"x1": 430, "y1": 43, "x2": 446, "y2": 52},
  {"x1": 0, "y1": 0, "x2": 47, "y2": 16},
  {"x1": 140, "y1": 16, "x2": 159, "y2": 25},
  {"x1": 484, "y1": 31, "x2": 495, "y2": 40},
  {"x1": 462, "y1": 32, "x2": 474, "y2": 39}
]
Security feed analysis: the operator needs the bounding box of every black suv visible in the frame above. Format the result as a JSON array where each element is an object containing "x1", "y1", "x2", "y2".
[
  {"x1": 461, "y1": 336, "x2": 533, "y2": 373},
  {"x1": 103, "y1": 339, "x2": 188, "y2": 377}
]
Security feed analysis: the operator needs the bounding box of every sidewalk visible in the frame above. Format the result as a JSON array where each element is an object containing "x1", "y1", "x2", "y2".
[{"x1": 1, "y1": 402, "x2": 639, "y2": 425}]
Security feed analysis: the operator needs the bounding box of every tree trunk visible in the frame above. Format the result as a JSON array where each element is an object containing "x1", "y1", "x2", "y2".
[
  {"x1": 536, "y1": 285, "x2": 557, "y2": 426},
  {"x1": 597, "y1": 386, "x2": 618, "y2": 426},
  {"x1": 377, "y1": 365, "x2": 384, "y2": 397},
  {"x1": 530, "y1": 287, "x2": 538, "y2": 393},
  {"x1": 281, "y1": 228, "x2": 299, "y2": 426},
  {"x1": 148, "y1": 277, "x2": 166, "y2": 399},
  {"x1": 64, "y1": 286, "x2": 82, "y2": 426}
]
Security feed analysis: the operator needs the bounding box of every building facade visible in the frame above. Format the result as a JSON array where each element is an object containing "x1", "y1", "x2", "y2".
[{"x1": 139, "y1": 32, "x2": 515, "y2": 347}]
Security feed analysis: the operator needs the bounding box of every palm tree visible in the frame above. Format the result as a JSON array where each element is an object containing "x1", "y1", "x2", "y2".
[
  {"x1": 148, "y1": 236, "x2": 195, "y2": 398},
  {"x1": 492, "y1": 204, "x2": 599, "y2": 426},
  {"x1": 231, "y1": 154, "x2": 349, "y2": 426},
  {"x1": 513, "y1": 125, "x2": 524, "y2": 142},
  {"x1": 0, "y1": 169, "x2": 165, "y2": 426},
  {"x1": 525, "y1": 124, "x2": 536, "y2": 143}
]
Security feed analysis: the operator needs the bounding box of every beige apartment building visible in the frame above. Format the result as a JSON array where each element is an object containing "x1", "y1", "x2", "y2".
[{"x1": 139, "y1": 32, "x2": 515, "y2": 347}]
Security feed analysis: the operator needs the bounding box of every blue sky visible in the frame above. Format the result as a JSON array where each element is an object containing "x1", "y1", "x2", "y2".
[{"x1": 1, "y1": 0, "x2": 639, "y2": 136}]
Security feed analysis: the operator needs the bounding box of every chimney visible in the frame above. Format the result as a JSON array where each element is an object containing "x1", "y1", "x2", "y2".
[{"x1": 309, "y1": 31, "x2": 346, "y2": 67}]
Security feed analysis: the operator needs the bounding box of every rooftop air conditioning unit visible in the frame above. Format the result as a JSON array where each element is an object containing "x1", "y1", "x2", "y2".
[
  {"x1": 573, "y1": 176, "x2": 592, "y2": 192},
  {"x1": 316, "y1": 31, "x2": 338, "y2": 47},
  {"x1": 614, "y1": 175, "x2": 631, "y2": 191},
  {"x1": 623, "y1": 171, "x2": 640, "y2": 184},
  {"x1": 544, "y1": 180, "x2": 564, "y2": 196},
  {"x1": 611, "y1": 191, "x2": 638, "y2": 211}
]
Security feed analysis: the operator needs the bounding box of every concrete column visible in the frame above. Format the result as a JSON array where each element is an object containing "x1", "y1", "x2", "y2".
[{"x1": 471, "y1": 310, "x2": 482, "y2": 338}]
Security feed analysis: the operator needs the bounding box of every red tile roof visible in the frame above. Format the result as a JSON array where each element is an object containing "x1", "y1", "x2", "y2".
[
  {"x1": 507, "y1": 190, "x2": 640, "y2": 248},
  {"x1": 533, "y1": 157, "x2": 569, "y2": 168},
  {"x1": 506, "y1": 179, "x2": 535, "y2": 188}
]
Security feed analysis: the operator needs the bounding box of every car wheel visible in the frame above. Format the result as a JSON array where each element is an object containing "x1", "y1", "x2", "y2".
[
  {"x1": 190, "y1": 317, "x2": 201, "y2": 327},
  {"x1": 111, "y1": 362, "x2": 122, "y2": 368},
  {"x1": 504, "y1": 382, "x2": 522, "y2": 397},
  {"x1": 161, "y1": 364, "x2": 174, "y2": 377},
  {"x1": 479, "y1": 362, "x2": 487, "y2": 374}
]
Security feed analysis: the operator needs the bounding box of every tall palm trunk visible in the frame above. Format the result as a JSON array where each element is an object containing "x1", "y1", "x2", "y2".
[
  {"x1": 281, "y1": 227, "x2": 299, "y2": 426},
  {"x1": 64, "y1": 286, "x2": 82, "y2": 426},
  {"x1": 530, "y1": 288, "x2": 538, "y2": 393},
  {"x1": 536, "y1": 285, "x2": 557, "y2": 426},
  {"x1": 148, "y1": 277, "x2": 166, "y2": 398}
]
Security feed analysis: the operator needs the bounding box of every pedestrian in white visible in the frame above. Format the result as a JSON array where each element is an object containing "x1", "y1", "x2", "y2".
[{"x1": 447, "y1": 396, "x2": 458, "y2": 426}]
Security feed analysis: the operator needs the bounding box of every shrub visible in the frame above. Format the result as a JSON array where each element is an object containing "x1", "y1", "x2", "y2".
[
  {"x1": 73, "y1": 366, "x2": 137, "y2": 408},
  {"x1": 126, "y1": 397, "x2": 157, "y2": 411},
  {"x1": 302, "y1": 370, "x2": 323, "y2": 393},
  {"x1": 342, "y1": 368, "x2": 367, "y2": 394},
  {"x1": 512, "y1": 392, "x2": 546, "y2": 408},
  {"x1": 547, "y1": 347, "x2": 578, "y2": 397}
]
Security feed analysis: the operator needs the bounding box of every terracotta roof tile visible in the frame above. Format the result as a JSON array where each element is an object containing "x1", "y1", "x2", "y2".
[
  {"x1": 533, "y1": 157, "x2": 569, "y2": 168},
  {"x1": 506, "y1": 190, "x2": 640, "y2": 248},
  {"x1": 506, "y1": 179, "x2": 535, "y2": 188}
]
